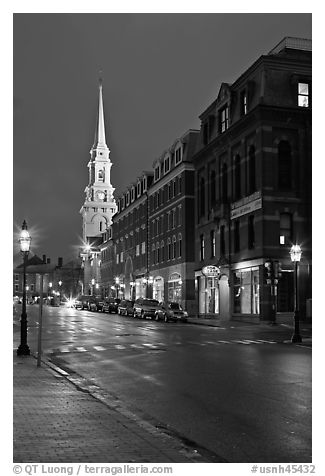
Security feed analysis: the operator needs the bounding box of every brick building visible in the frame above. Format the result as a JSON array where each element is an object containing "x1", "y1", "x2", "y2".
[{"x1": 193, "y1": 37, "x2": 312, "y2": 321}]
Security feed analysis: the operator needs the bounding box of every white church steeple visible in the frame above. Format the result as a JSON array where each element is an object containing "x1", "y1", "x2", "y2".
[{"x1": 80, "y1": 78, "x2": 117, "y2": 244}]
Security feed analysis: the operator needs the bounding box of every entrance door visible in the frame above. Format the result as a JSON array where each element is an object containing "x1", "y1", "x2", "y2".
[{"x1": 219, "y1": 275, "x2": 230, "y2": 320}]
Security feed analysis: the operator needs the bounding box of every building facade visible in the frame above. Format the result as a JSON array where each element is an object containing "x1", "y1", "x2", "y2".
[
  {"x1": 193, "y1": 37, "x2": 312, "y2": 321},
  {"x1": 79, "y1": 79, "x2": 117, "y2": 295}
]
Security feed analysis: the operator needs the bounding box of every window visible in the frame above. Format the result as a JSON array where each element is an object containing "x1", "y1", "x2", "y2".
[
  {"x1": 178, "y1": 206, "x2": 182, "y2": 226},
  {"x1": 164, "y1": 156, "x2": 171, "y2": 174},
  {"x1": 220, "y1": 105, "x2": 229, "y2": 133},
  {"x1": 178, "y1": 175, "x2": 182, "y2": 194},
  {"x1": 234, "y1": 155, "x2": 241, "y2": 201},
  {"x1": 131, "y1": 187, "x2": 135, "y2": 202},
  {"x1": 98, "y1": 169, "x2": 104, "y2": 182},
  {"x1": 240, "y1": 90, "x2": 248, "y2": 116},
  {"x1": 178, "y1": 234, "x2": 182, "y2": 258},
  {"x1": 152, "y1": 244, "x2": 156, "y2": 265},
  {"x1": 199, "y1": 177, "x2": 205, "y2": 217},
  {"x1": 15, "y1": 284, "x2": 19, "y2": 292},
  {"x1": 154, "y1": 165, "x2": 160, "y2": 181},
  {"x1": 15, "y1": 274, "x2": 19, "y2": 281},
  {"x1": 141, "y1": 242, "x2": 146, "y2": 254},
  {"x1": 136, "y1": 244, "x2": 140, "y2": 256},
  {"x1": 175, "y1": 147, "x2": 182, "y2": 165},
  {"x1": 126, "y1": 192, "x2": 130, "y2": 206},
  {"x1": 173, "y1": 180, "x2": 176, "y2": 197},
  {"x1": 210, "y1": 230, "x2": 216, "y2": 258},
  {"x1": 298, "y1": 82, "x2": 310, "y2": 107},
  {"x1": 168, "y1": 183, "x2": 172, "y2": 200},
  {"x1": 172, "y1": 236, "x2": 177, "y2": 259},
  {"x1": 200, "y1": 235, "x2": 205, "y2": 261},
  {"x1": 210, "y1": 170, "x2": 216, "y2": 207},
  {"x1": 220, "y1": 225, "x2": 226, "y2": 256},
  {"x1": 172, "y1": 209, "x2": 176, "y2": 229},
  {"x1": 248, "y1": 215, "x2": 255, "y2": 249},
  {"x1": 161, "y1": 241, "x2": 165, "y2": 262},
  {"x1": 278, "y1": 141, "x2": 292, "y2": 190},
  {"x1": 279, "y1": 213, "x2": 292, "y2": 245},
  {"x1": 234, "y1": 220, "x2": 240, "y2": 253},
  {"x1": 221, "y1": 163, "x2": 228, "y2": 202},
  {"x1": 167, "y1": 238, "x2": 171, "y2": 260},
  {"x1": 248, "y1": 145, "x2": 256, "y2": 194},
  {"x1": 233, "y1": 267, "x2": 260, "y2": 314},
  {"x1": 167, "y1": 211, "x2": 171, "y2": 231}
]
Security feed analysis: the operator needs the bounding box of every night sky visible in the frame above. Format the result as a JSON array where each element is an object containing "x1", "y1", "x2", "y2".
[{"x1": 13, "y1": 13, "x2": 312, "y2": 263}]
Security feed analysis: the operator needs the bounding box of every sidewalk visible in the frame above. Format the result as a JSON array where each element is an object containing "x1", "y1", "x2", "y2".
[{"x1": 13, "y1": 352, "x2": 203, "y2": 463}]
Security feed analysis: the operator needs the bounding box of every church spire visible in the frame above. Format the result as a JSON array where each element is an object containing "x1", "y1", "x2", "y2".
[{"x1": 92, "y1": 76, "x2": 108, "y2": 150}]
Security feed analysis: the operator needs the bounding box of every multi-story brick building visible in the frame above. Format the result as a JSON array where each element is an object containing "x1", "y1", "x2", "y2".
[
  {"x1": 148, "y1": 129, "x2": 199, "y2": 314},
  {"x1": 193, "y1": 37, "x2": 312, "y2": 321}
]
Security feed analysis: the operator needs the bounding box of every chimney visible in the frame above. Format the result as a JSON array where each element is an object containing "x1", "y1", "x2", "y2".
[
  {"x1": 58, "y1": 257, "x2": 63, "y2": 267},
  {"x1": 47, "y1": 258, "x2": 51, "y2": 264},
  {"x1": 42, "y1": 254, "x2": 46, "y2": 264}
]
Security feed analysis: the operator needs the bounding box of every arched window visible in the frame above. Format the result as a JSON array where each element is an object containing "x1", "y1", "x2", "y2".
[
  {"x1": 278, "y1": 141, "x2": 292, "y2": 190},
  {"x1": 172, "y1": 236, "x2": 177, "y2": 259},
  {"x1": 248, "y1": 145, "x2": 256, "y2": 194},
  {"x1": 167, "y1": 238, "x2": 171, "y2": 261},
  {"x1": 98, "y1": 169, "x2": 105, "y2": 182},
  {"x1": 178, "y1": 233, "x2": 182, "y2": 258},
  {"x1": 161, "y1": 241, "x2": 165, "y2": 262}
]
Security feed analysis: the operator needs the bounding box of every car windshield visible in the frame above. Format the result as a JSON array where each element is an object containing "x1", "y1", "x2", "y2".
[{"x1": 169, "y1": 302, "x2": 182, "y2": 310}]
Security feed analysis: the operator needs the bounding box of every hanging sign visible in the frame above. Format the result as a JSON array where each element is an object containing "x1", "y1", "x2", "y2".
[{"x1": 202, "y1": 265, "x2": 220, "y2": 277}]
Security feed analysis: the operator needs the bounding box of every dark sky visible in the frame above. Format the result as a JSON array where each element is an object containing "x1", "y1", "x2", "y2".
[{"x1": 13, "y1": 13, "x2": 312, "y2": 263}]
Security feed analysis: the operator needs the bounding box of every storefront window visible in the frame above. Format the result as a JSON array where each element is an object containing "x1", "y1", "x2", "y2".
[
  {"x1": 153, "y1": 277, "x2": 164, "y2": 302},
  {"x1": 199, "y1": 276, "x2": 219, "y2": 315},
  {"x1": 233, "y1": 267, "x2": 260, "y2": 314},
  {"x1": 168, "y1": 273, "x2": 182, "y2": 303}
]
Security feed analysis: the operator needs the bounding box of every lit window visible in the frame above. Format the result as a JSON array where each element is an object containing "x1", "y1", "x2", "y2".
[
  {"x1": 279, "y1": 213, "x2": 292, "y2": 245},
  {"x1": 200, "y1": 235, "x2": 205, "y2": 261},
  {"x1": 298, "y1": 83, "x2": 309, "y2": 107}
]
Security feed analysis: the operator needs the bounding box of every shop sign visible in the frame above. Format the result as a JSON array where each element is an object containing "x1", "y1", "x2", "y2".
[
  {"x1": 202, "y1": 265, "x2": 220, "y2": 277},
  {"x1": 230, "y1": 197, "x2": 262, "y2": 219}
]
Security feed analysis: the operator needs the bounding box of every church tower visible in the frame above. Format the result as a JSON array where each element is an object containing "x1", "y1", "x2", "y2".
[
  {"x1": 80, "y1": 78, "x2": 117, "y2": 243},
  {"x1": 80, "y1": 79, "x2": 117, "y2": 296}
]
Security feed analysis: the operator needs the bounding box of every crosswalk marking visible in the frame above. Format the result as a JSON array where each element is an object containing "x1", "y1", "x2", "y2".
[{"x1": 93, "y1": 345, "x2": 106, "y2": 351}]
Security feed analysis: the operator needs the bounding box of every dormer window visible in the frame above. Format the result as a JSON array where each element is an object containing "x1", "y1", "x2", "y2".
[
  {"x1": 240, "y1": 90, "x2": 248, "y2": 115},
  {"x1": 137, "y1": 182, "x2": 141, "y2": 197},
  {"x1": 164, "y1": 156, "x2": 171, "y2": 174},
  {"x1": 175, "y1": 147, "x2": 182, "y2": 165},
  {"x1": 121, "y1": 196, "x2": 125, "y2": 210},
  {"x1": 142, "y1": 176, "x2": 147, "y2": 192},
  {"x1": 131, "y1": 187, "x2": 135, "y2": 202},
  {"x1": 154, "y1": 165, "x2": 161, "y2": 182},
  {"x1": 126, "y1": 192, "x2": 130, "y2": 206},
  {"x1": 219, "y1": 105, "x2": 229, "y2": 133}
]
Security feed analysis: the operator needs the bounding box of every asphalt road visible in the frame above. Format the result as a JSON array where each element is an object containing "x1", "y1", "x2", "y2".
[{"x1": 13, "y1": 304, "x2": 312, "y2": 463}]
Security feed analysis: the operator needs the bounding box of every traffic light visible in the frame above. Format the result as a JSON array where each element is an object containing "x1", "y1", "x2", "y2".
[{"x1": 264, "y1": 261, "x2": 273, "y2": 285}]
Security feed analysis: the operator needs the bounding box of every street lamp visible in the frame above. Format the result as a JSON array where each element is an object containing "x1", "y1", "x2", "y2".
[
  {"x1": 58, "y1": 280, "x2": 62, "y2": 304},
  {"x1": 91, "y1": 278, "x2": 95, "y2": 296},
  {"x1": 115, "y1": 277, "x2": 120, "y2": 298},
  {"x1": 290, "y1": 244, "x2": 302, "y2": 343},
  {"x1": 17, "y1": 220, "x2": 31, "y2": 356}
]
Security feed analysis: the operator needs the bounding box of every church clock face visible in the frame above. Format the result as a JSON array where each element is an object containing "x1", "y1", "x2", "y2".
[{"x1": 96, "y1": 191, "x2": 105, "y2": 200}]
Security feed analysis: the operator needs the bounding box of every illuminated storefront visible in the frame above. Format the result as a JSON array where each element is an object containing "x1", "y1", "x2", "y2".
[
  {"x1": 233, "y1": 267, "x2": 260, "y2": 315},
  {"x1": 168, "y1": 273, "x2": 182, "y2": 303}
]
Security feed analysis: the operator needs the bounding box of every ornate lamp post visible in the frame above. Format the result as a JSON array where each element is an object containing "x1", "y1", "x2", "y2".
[
  {"x1": 17, "y1": 220, "x2": 31, "y2": 356},
  {"x1": 290, "y1": 244, "x2": 302, "y2": 343}
]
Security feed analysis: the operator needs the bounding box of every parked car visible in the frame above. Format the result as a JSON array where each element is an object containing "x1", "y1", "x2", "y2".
[
  {"x1": 88, "y1": 297, "x2": 105, "y2": 312},
  {"x1": 155, "y1": 301, "x2": 188, "y2": 323},
  {"x1": 75, "y1": 295, "x2": 90, "y2": 310},
  {"x1": 102, "y1": 298, "x2": 121, "y2": 314},
  {"x1": 133, "y1": 298, "x2": 160, "y2": 319},
  {"x1": 117, "y1": 299, "x2": 134, "y2": 316}
]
